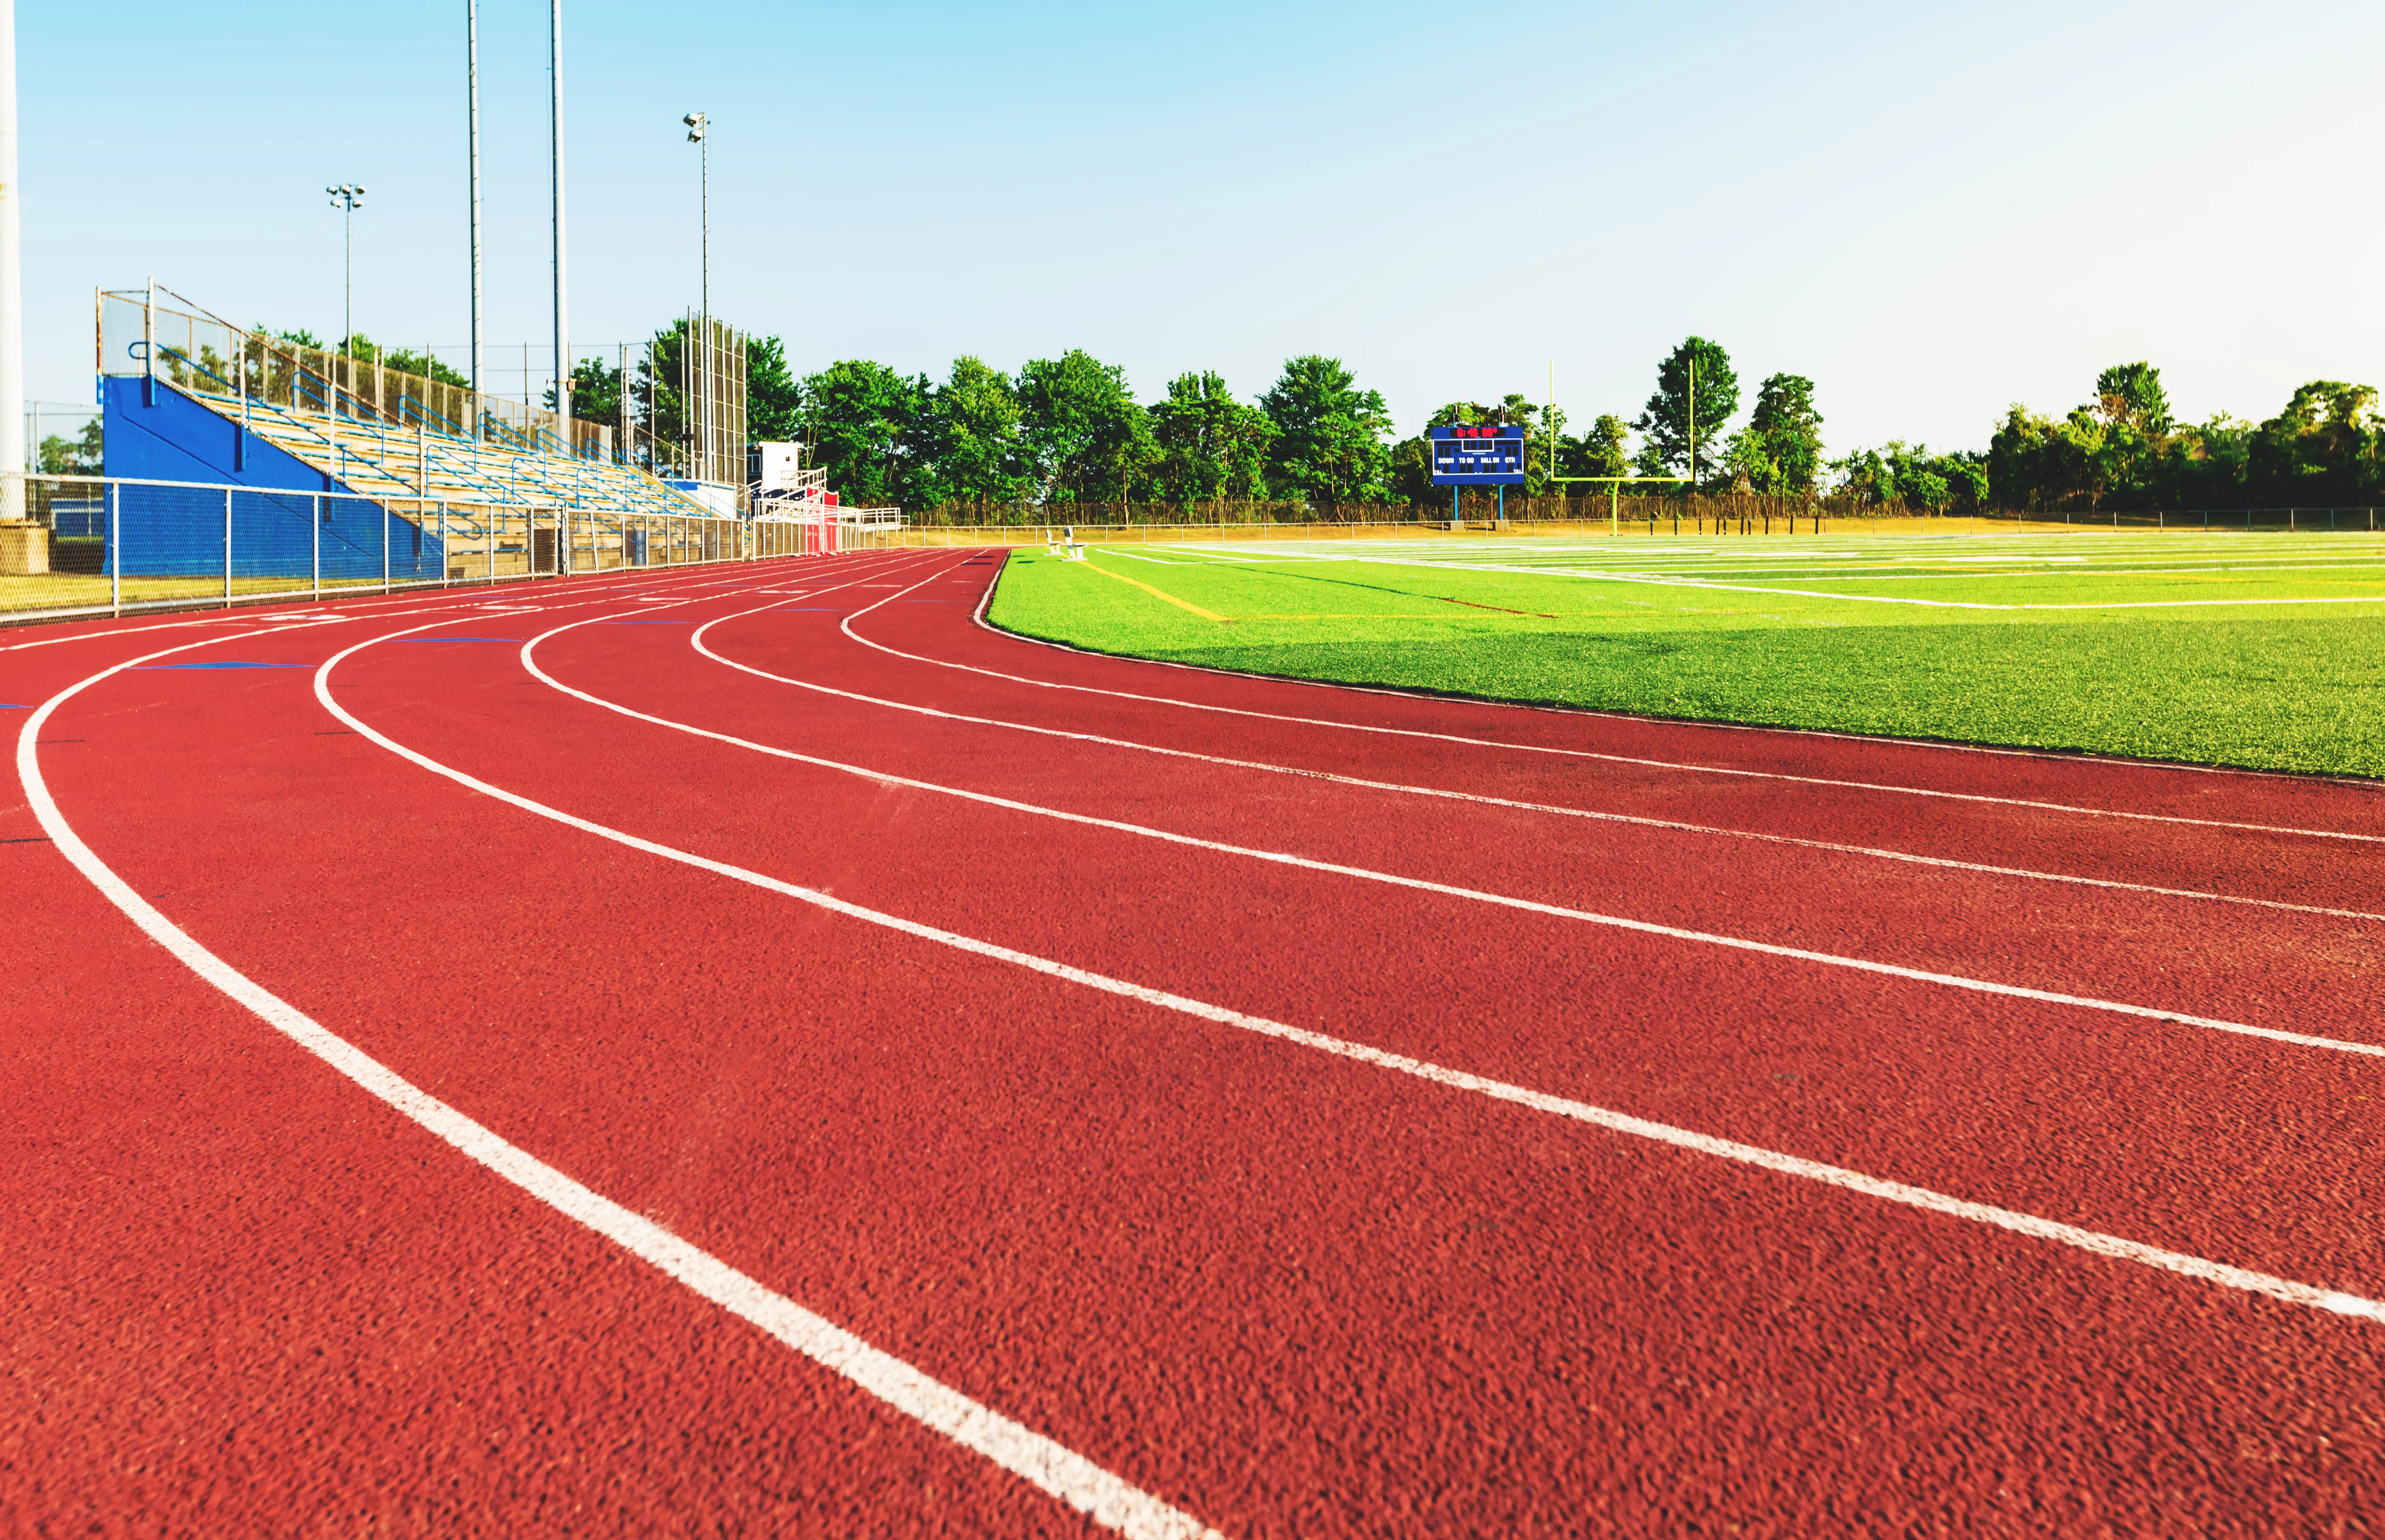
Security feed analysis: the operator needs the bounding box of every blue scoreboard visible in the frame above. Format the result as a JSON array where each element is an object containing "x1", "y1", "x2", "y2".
[{"x1": 1429, "y1": 424, "x2": 1528, "y2": 486}]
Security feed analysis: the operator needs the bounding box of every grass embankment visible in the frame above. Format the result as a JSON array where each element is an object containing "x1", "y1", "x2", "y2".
[{"x1": 984, "y1": 533, "x2": 2385, "y2": 778}]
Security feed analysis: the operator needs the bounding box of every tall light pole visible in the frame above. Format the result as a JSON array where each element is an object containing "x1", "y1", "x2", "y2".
[
  {"x1": 466, "y1": 0, "x2": 482, "y2": 427},
  {"x1": 0, "y1": 0, "x2": 22, "y2": 521},
  {"x1": 327, "y1": 184, "x2": 365, "y2": 357},
  {"x1": 683, "y1": 111, "x2": 707, "y2": 482},
  {"x1": 549, "y1": 0, "x2": 570, "y2": 436}
]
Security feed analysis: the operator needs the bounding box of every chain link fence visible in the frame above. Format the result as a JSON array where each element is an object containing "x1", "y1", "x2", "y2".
[{"x1": 0, "y1": 473, "x2": 787, "y2": 625}]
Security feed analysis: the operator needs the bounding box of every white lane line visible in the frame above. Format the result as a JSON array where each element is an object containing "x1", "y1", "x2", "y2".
[
  {"x1": 518, "y1": 574, "x2": 2385, "y2": 1062},
  {"x1": 687, "y1": 602, "x2": 2385, "y2": 927},
  {"x1": 985, "y1": 566, "x2": 2385, "y2": 794},
  {"x1": 309, "y1": 619, "x2": 2385, "y2": 1328},
  {"x1": 16, "y1": 622, "x2": 1219, "y2": 1540},
  {"x1": 846, "y1": 577, "x2": 2385, "y2": 845}
]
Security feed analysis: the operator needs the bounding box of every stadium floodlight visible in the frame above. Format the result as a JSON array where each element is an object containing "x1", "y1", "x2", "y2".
[
  {"x1": 683, "y1": 112, "x2": 709, "y2": 480},
  {"x1": 326, "y1": 183, "x2": 365, "y2": 359}
]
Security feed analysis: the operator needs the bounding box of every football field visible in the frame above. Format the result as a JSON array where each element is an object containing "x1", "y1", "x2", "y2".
[{"x1": 989, "y1": 531, "x2": 2385, "y2": 777}]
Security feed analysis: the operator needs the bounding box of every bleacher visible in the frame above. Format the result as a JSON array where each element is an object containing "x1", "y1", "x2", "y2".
[{"x1": 99, "y1": 287, "x2": 712, "y2": 532}]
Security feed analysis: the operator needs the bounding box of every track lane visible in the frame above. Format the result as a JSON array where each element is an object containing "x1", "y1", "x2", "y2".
[
  {"x1": 822, "y1": 553, "x2": 2385, "y2": 873},
  {"x1": 341, "y1": 586, "x2": 2385, "y2": 1287},
  {"x1": 555, "y1": 569, "x2": 2385, "y2": 1053},
  {"x1": 3, "y1": 556, "x2": 1133, "y2": 1537},
  {"x1": 31, "y1": 597, "x2": 2385, "y2": 1535}
]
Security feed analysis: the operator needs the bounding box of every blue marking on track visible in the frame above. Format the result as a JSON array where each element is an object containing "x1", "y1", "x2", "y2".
[
  {"x1": 0, "y1": 703, "x2": 26, "y2": 709},
  {"x1": 388, "y1": 636, "x2": 525, "y2": 643},
  {"x1": 605, "y1": 620, "x2": 696, "y2": 625},
  {"x1": 132, "y1": 661, "x2": 314, "y2": 670}
]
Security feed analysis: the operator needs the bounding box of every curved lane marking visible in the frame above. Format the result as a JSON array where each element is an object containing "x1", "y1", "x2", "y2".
[
  {"x1": 689, "y1": 586, "x2": 2385, "y2": 928},
  {"x1": 841, "y1": 558, "x2": 2385, "y2": 841},
  {"x1": 17, "y1": 603, "x2": 1217, "y2": 1540},
  {"x1": 314, "y1": 610, "x2": 2385, "y2": 1328}
]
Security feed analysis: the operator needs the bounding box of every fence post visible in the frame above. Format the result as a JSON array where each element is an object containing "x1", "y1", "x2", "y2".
[
  {"x1": 312, "y1": 493, "x2": 321, "y2": 600},
  {"x1": 382, "y1": 499, "x2": 391, "y2": 593},
  {"x1": 223, "y1": 487, "x2": 233, "y2": 608},
  {"x1": 438, "y1": 502, "x2": 448, "y2": 587},
  {"x1": 109, "y1": 482, "x2": 120, "y2": 617}
]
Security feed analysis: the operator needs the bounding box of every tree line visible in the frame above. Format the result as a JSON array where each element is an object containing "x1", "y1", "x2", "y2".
[
  {"x1": 134, "y1": 323, "x2": 2381, "y2": 517},
  {"x1": 760, "y1": 335, "x2": 2385, "y2": 518}
]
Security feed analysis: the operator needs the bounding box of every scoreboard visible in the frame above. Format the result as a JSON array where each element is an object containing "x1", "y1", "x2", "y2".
[{"x1": 1429, "y1": 423, "x2": 1528, "y2": 485}]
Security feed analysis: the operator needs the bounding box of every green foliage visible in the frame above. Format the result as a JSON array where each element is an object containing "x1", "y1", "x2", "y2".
[
  {"x1": 1262, "y1": 356, "x2": 1393, "y2": 504},
  {"x1": 933, "y1": 356, "x2": 1028, "y2": 512},
  {"x1": 798, "y1": 358, "x2": 932, "y2": 508},
  {"x1": 1016, "y1": 349, "x2": 1153, "y2": 504},
  {"x1": 544, "y1": 357, "x2": 620, "y2": 420},
  {"x1": 1724, "y1": 373, "x2": 1825, "y2": 495},
  {"x1": 1634, "y1": 336, "x2": 1739, "y2": 487},
  {"x1": 2096, "y1": 361, "x2": 2172, "y2": 435},
  {"x1": 1832, "y1": 441, "x2": 1986, "y2": 511},
  {"x1": 747, "y1": 336, "x2": 802, "y2": 443},
  {"x1": 1147, "y1": 372, "x2": 1275, "y2": 503},
  {"x1": 379, "y1": 347, "x2": 470, "y2": 390},
  {"x1": 1560, "y1": 414, "x2": 1634, "y2": 480},
  {"x1": 1974, "y1": 362, "x2": 2384, "y2": 511},
  {"x1": 39, "y1": 419, "x2": 102, "y2": 475}
]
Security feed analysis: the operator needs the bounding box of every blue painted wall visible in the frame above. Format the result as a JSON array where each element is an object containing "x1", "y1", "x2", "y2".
[{"x1": 100, "y1": 376, "x2": 445, "y2": 582}]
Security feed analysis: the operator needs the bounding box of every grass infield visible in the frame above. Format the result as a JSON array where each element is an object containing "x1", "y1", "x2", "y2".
[{"x1": 984, "y1": 532, "x2": 2385, "y2": 779}]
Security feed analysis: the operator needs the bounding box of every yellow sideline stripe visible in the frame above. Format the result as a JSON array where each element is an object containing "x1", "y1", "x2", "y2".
[{"x1": 1082, "y1": 555, "x2": 1231, "y2": 621}]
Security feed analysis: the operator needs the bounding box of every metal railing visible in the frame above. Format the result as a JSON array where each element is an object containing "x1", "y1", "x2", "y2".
[{"x1": 0, "y1": 471, "x2": 819, "y2": 626}]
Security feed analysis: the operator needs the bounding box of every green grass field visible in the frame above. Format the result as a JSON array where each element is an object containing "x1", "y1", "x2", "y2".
[{"x1": 984, "y1": 532, "x2": 2385, "y2": 778}]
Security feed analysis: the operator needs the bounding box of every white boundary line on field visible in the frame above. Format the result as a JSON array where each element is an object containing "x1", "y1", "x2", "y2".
[
  {"x1": 15, "y1": 601, "x2": 1217, "y2": 1540},
  {"x1": 304, "y1": 602, "x2": 2385, "y2": 1330},
  {"x1": 837, "y1": 557, "x2": 2385, "y2": 843},
  {"x1": 678, "y1": 587, "x2": 2385, "y2": 927}
]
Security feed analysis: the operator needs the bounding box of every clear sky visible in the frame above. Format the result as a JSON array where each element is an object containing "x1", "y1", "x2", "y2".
[{"x1": 22, "y1": 0, "x2": 2382, "y2": 455}]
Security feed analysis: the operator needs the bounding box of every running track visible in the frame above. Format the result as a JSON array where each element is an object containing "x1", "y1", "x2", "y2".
[{"x1": 7, "y1": 548, "x2": 2384, "y2": 1535}]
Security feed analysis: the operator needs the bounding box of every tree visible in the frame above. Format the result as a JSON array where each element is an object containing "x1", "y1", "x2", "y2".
[
  {"x1": 1016, "y1": 350, "x2": 1152, "y2": 504},
  {"x1": 1633, "y1": 337, "x2": 1739, "y2": 488},
  {"x1": 1147, "y1": 371, "x2": 1275, "y2": 503},
  {"x1": 933, "y1": 356, "x2": 1027, "y2": 513},
  {"x1": 1261, "y1": 356, "x2": 1393, "y2": 504},
  {"x1": 1724, "y1": 373, "x2": 1824, "y2": 495},
  {"x1": 797, "y1": 359, "x2": 926, "y2": 507},
  {"x1": 2095, "y1": 362, "x2": 2172, "y2": 436},
  {"x1": 747, "y1": 336, "x2": 802, "y2": 442},
  {"x1": 544, "y1": 357, "x2": 620, "y2": 422},
  {"x1": 1560, "y1": 415, "x2": 1633, "y2": 480},
  {"x1": 40, "y1": 419, "x2": 102, "y2": 475},
  {"x1": 2250, "y1": 381, "x2": 2381, "y2": 505}
]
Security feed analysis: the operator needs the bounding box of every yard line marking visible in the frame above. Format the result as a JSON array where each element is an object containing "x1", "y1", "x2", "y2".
[
  {"x1": 982, "y1": 571, "x2": 2385, "y2": 791},
  {"x1": 309, "y1": 620, "x2": 2385, "y2": 1328},
  {"x1": 687, "y1": 600, "x2": 2385, "y2": 927},
  {"x1": 18, "y1": 623, "x2": 1220, "y2": 1540},
  {"x1": 1078, "y1": 557, "x2": 1232, "y2": 621},
  {"x1": 844, "y1": 571, "x2": 2385, "y2": 845},
  {"x1": 517, "y1": 572, "x2": 2385, "y2": 1061}
]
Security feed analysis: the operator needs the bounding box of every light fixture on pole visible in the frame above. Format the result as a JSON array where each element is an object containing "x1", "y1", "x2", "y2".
[
  {"x1": 683, "y1": 111, "x2": 707, "y2": 482},
  {"x1": 466, "y1": 0, "x2": 483, "y2": 428},
  {"x1": 326, "y1": 183, "x2": 365, "y2": 358},
  {"x1": 549, "y1": 0, "x2": 570, "y2": 436}
]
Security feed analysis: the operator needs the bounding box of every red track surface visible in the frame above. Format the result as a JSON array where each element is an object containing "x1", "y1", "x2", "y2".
[{"x1": 8, "y1": 550, "x2": 2385, "y2": 1535}]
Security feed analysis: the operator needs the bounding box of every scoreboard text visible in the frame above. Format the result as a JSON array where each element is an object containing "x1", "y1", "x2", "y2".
[{"x1": 1429, "y1": 423, "x2": 1528, "y2": 486}]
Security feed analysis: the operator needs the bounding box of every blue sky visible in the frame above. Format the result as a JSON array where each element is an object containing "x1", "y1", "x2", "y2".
[{"x1": 23, "y1": 0, "x2": 2382, "y2": 455}]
